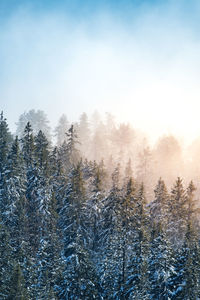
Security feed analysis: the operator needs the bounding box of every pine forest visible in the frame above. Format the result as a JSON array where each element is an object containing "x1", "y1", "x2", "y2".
[{"x1": 1, "y1": 109, "x2": 200, "y2": 300}]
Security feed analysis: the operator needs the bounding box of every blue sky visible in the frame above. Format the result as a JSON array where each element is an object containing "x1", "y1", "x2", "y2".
[{"x1": 1, "y1": 0, "x2": 200, "y2": 143}]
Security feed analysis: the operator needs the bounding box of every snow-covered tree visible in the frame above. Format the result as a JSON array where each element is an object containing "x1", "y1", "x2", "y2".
[
  {"x1": 59, "y1": 162, "x2": 100, "y2": 299},
  {"x1": 0, "y1": 224, "x2": 12, "y2": 299},
  {"x1": 150, "y1": 178, "x2": 169, "y2": 227},
  {"x1": 148, "y1": 222, "x2": 174, "y2": 300},
  {"x1": 0, "y1": 111, "x2": 13, "y2": 175},
  {"x1": 168, "y1": 177, "x2": 187, "y2": 246},
  {"x1": 7, "y1": 263, "x2": 27, "y2": 300},
  {"x1": 126, "y1": 184, "x2": 150, "y2": 299},
  {"x1": 21, "y1": 122, "x2": 35, "y2": 168}
]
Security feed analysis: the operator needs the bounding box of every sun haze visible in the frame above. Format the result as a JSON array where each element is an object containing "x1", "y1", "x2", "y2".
[{"x1": 1, "y1": 0, "x2": 200, "y2": 144}]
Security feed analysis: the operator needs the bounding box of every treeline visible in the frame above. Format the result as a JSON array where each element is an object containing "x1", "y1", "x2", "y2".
[
  {"x1": 0, "y1": 111, "x2": 200, "y2": 299},
  {"x1": 14, "y1": 109, "x2": 200, "y2": 201}
]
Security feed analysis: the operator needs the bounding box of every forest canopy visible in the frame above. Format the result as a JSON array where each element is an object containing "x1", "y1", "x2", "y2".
[{"x1": 0, "y1": 109, "x2": 200, "y2": 299}]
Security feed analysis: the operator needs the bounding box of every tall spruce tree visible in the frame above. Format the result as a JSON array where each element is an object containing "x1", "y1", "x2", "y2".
[
  {"x1": 0, "y1": 224, "x2": 12, "y2": 299},
  {"x1": 86, "y1": 161, "x2": 106, "y2": 252},
  {"x1": 0, "y1": 135, "x2": 27, "y2": 299},
  {"x1": 168, "y1": 177, "x2": 187, "y2": 246},
  {"x1": 65, "y1": 124, "x2": 80, "y2": 168},
  {"x1": 170, "y1": 181, "x2": 200, "y2": 299},
  {"x1": 0, "y1": 111, "x2": 12, "y2": 175},
  {"x1": 100, "y1": 164, "x2": 124, "y2": 299},
  {"x1": 126, "y1": 184, "x2": 150, "y2": 299},
  {"x1": 150, "y1": 178, "x2": 169, "y2": 226},
  {"x1": 59, "y1": 162, "x2": 100, "y2": 299},
  {"x1": 148, "y1": 222, "x2": 174, "y2": 300},
  {"x1": 117, "y1": 177, "x2": 136, "y2": 299},
  {"x1": 2, "y1": 137, "x2": 27, "y2": 263},
  {"x1": 21, "y1": 122, "x2": 35, "y2": 168},
  {"x1": 8, "y1": 263, "x2": 27, "y2": 300},
  {"x1": 30, "y1": 130, "x2": 58, "y2": 298}
]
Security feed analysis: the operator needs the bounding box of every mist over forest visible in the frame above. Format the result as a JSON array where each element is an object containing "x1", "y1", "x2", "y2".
[{"x1": 14, "y1": 109, "x2": 200, "y2": 202}]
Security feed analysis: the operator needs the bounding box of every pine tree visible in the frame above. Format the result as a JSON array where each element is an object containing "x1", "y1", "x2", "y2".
[
  {"x1": 148, "y1": 222, "x2": 174, "y2": 300},
  {"x1": 185, "y1": 180, "x2": 199, "y2": 229},
  {"x1": 31, "y1": 131, "x2": 59, "y2": 298},
  {"x1": 100, "y1": 164, "x2": 124, "y2": 299},
  {"x1": 21, "y1": 122, "x2": 35, "y2": 168},
  {"x1": 86, "y1": 161, "x2": 106, "y2": 252},
  {"x1": 168, "y1": 181, "x2": 200, "y2": 299},
  {"x1": 126, "y1": 184, "x2": 150, "y2": 299},
  {"x1": 65, "y1": 124, "x2": 80, "y2": 167},
  {"x1": 59, "y1": 162, "x2": 100, "y2": 299},
  {"x1": 0, "y1": 111, "x2": 12, "y2": 175},
  {"x1": 7, "y1": 263, "x2": 28, "y2": 300},
  {"x1": 117, "y1": 178, "x2": 136, "y2": 299},
  {"x1": 0, "y1": 224, "x2": 12, "y2": 299},
  {"x1": 0, "y1": 135, "x2": 28, "y2": 299},
  {"x1": 168, "y1": 177, "x2": 187, "y2": 246},
  {"x1": 83, "y1": 161, "x2": 106, "y2": 297},
  {"x1": 4, "y1": 137, "x2": 28, "y2": 261},
  {"x1": 58, "y1": 124, "x2": 80, "y2": 173},
  {"x1": 179, "y1": 181, "x2": 200, "y2": 299},
  {"x1": 35, "y1": 130, "x2": 50, "y2": 173},
  {"x1": 150, "y1": 178, "x2": 169, "y2": 226}
]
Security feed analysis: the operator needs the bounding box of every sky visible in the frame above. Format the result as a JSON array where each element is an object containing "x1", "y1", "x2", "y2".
[{"x1": 1, "y1": 0, "x2": 200, "y2": 144}]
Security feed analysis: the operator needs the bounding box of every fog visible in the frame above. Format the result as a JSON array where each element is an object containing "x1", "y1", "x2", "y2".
[
  {"x1": 1, "y1": 0, "x2": 200, "y2": 145},
  {"x1": 13, "y1": 109, "x2": 200, "y2": 202},
  {"x1": 2, "y1": 1, "x2": 200, "y2": 199}
]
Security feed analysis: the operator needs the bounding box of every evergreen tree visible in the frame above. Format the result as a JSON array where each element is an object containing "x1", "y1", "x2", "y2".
[
  {"x1": 83, "y1": 161, "x2": 106, "y2": 297},
  {"x1": 148, "y1": 222, "x2": 174, "y2": 300},
  {"x1": 86, "y1": 161, "x2": 106, "y2": 252},
  {"x1": 168, "y1": 177, "x2": 187, "y2": 246},
  {"x1": 58, "y1": 124, "x2": 80, "y2": 172},
  {"x1": 185, "y1": 180, "x2": 199, "y2": 228},
  {"x1": 66, "y1": 124, "x2": 80, "y2": 167},
  {"x1": 4, "y1": 137, "x2": 27, "y2": 261},
  {"x1": 126, "y1": 184, "x2": 150, "y2": 299},
  {"x1": 101, "y1": 164, "x2": 124, "y2": 299},
  {"x1": 21, "y1": 122, "x2": 35, "y2": 168},
  {"x1": 35, "y1": 130, "x2": 50, "y2": 173},
  {"x1": 150, "y1": 178, "x2": 169, "y2": 226},
  {"x1": 0, "y1": 111, "x2": 12, "y2": 175},
  {"x1": 117, "y1": 178, "x2": 136, "y2": 299},
  {"x1": 8, "y1": 263, "x2": 27, "y2": 300},
  {"x1": 0, "y1": 224, "x2": 12, "y2": 299},
  {"x1": 174, "y1": 181, "x2": 200, "y2": 299},
  {"x1": 166, "y1": 181, "x2": 200, "y2": 299},
  {"x1": 59, "y1": 162, "x2": 100, "y2": 299}
]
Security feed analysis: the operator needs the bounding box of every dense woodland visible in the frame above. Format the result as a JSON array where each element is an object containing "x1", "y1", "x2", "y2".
[{"x1": 1, "y1": 110, "x2": 200, "y2": 299}]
